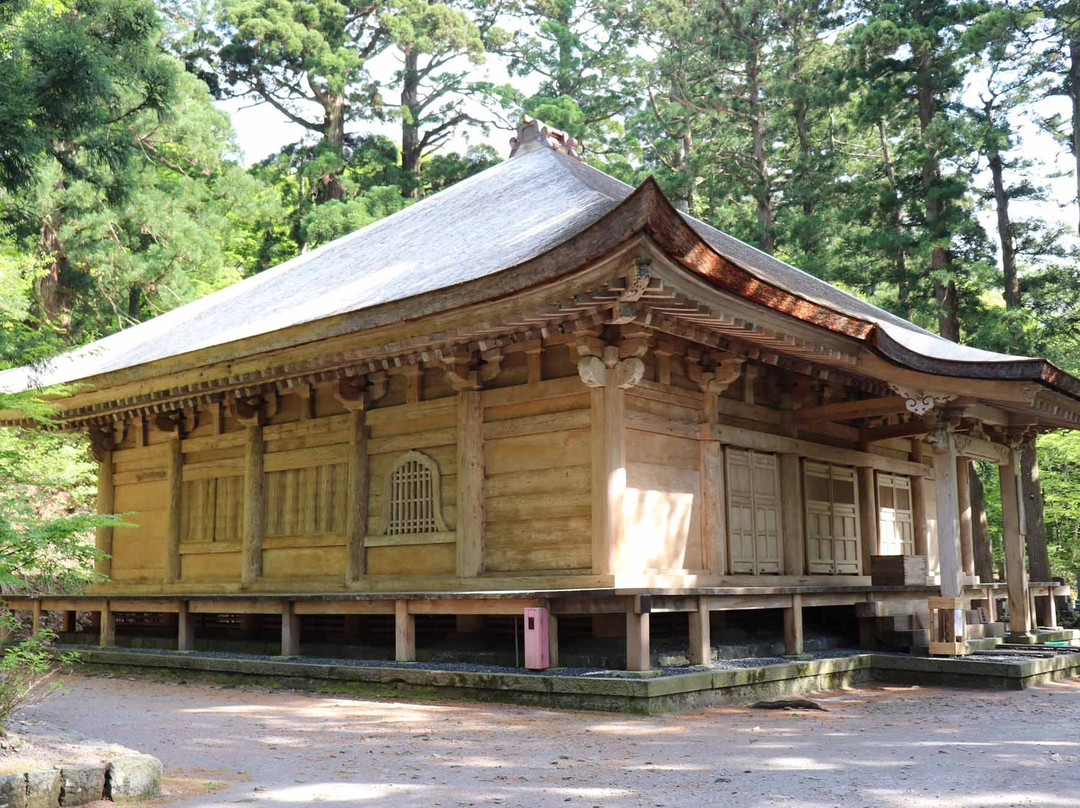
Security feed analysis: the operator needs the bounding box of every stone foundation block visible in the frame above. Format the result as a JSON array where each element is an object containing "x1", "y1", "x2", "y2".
[
  {"x1": 25, "y1": 770, "x2": 60, "y2": 808},
  {"x1": 58, "y1": 765, "x2": 104, "y2": 807},
  {"x1": 0, "y1": 772, "x2": 27, "y2": 808},
  {"x1": 106, "y1": 754, "x2": 163, "y2": 799}
]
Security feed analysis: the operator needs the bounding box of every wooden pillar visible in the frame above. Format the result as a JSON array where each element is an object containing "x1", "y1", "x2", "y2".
[
  {"x1": 164, "y1": 435, "x2": 183, "y2": 584},
  {"x1": 343, "y1": 614, "x2": 363, "y2": 641},
  {"x1": 345, "y1": 408, "x2": 369, "y2": 583},
  {"x1": 626, "y1": 611, "x2": 650, "y2": 671},
  {"x1": 700, "y1": 440, "x2": 726, "y2": 575},
  {"x1": 956, "y1": 458, "x2": 976, "y2": 580},
  {"x1": 931, "y1": 433, "x2": 964, "y2": 598},
  {"x1": 591, "y1": 373, "x2": 626, "y2": 575},
  {"x1": 94, "y1": 450, "x2": 115, "y2": 580},
  {"x1": 99, "y1": 602, "x2": 115, "y2": 648},
  {"x1": 457, "y1": 390, "x2": 484, "y2": 577},
  {"x1": 688, "y1": 596, "x2": 711, "y2": 665},
  {"x1": 280, "y1": 601, "x2": 300, "y2": 656},
  {"x1": 242, "y1": 422, "x2": 265, "y2": 587},
  {"x1": 909, "y1": 444, "x2": 930, "y2": 558},
  {"x1": 62, "y1": 611, "x2": 76, "y2": 634},
  {"x1": 999, "y1": 449, "x2": 1032, "y2": 637},
  {"x1": 395, "y1": 599, "x2": 415, "y2": 662},
  {"x1": 31, "y1": 600, "x2": 42, "y2": 635},
  {"x1": 178, "y1": 601, "x2": 195, "y2": 651},
  {"x1": 1043, "y1": 590, "x2": 1059, "y2": 629},
  {"x1": 784, "y1": 593, "x2": 804, "y2": 655},
  {"x1": 547, "y1": 612, "x2": 560, "y2": 668},
  {"x1": 856, "y1": 463, "x2": 877, "y2": 576},
  {"x1": 779, "y1": 455, "x2": 806, "y2": 576}
]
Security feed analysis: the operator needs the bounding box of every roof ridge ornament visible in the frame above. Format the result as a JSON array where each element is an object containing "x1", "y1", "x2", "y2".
[{"x1": 509, "y1": 117, "x2": 581, "y2": 160}]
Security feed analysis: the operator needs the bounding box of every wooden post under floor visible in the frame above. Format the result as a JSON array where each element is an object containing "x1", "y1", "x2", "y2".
[
  {"x1": 280, "y1": 601, "x2": 300, "y2": 656},
  {"x1": 626, "y1": 611, "x2": 650, "y2": 672},
  {"x1": 1041, "y1": 591, "x2": 1059, "y2": 629},
  {"x1": 547, "y1": 613, "x2": 560, "y2": 668},
  {"x1": 31, "y1": 601, "x2": 42, "y2": 635},
  {"x1": 688, "y1": 596, "x2": 711, "y2": 665},
  {"x1": 999, "y1": 449, "x2": 1032, "y2": 638},
  {"x1": 62, "y1": 611, "x2": 76, "y2": 634},
  {"x1": 242, "y1": 423, "x2": 265, "y2": 587},
  {"x1": 956, "y1": 458, "x2": 976, "y2": 581},
  {"x1": 178, "y1": 601, "x2": 195, "y2": 651},
  {"x1": 395, "y1": 599, "x2": 415, "y2": 662},
  {"x1": 784, "y1": 594, "x2": 804, "y2": 655},
  {"x1": 95, "y1": 450, "x2": 114, "y2": 580},
  {"x1": 99, "y1": 602, "x2": 115, "y2": 647}
]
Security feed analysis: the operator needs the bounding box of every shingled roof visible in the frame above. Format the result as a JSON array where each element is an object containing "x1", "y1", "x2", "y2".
[{"x1": 0, "y1": 121, "x2": 1073, "y2": 402}]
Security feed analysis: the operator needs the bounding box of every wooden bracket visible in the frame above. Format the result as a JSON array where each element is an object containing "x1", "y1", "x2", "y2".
[
  {"x1": 231, "y1": 391, "x2": 278, "y2": 426},
  {"x1": 334, "y1": 371, "x2": 388, "y2": 411},
  {"x1": 154, "y1": 410, "x2": 187, "y2": 438},
  {"x1": 574, "y1": 333, "x2": 645, "y2": 390},
  {"x1": 442, "y1": 347, "x2": 503, "y2": 392},
  {"x1": 687, "y1": 351, "x2": 744, "y2": 395},
  {"x1": 88, "y1": 423, "x2": 120, "y2": 461}
]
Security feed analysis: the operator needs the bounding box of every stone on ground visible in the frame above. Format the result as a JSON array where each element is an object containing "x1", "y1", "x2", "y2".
[
  {"x1": 58, "y1": 765, "x2": 104, "y2": 807},
  {"x1": 25, "y1": 770, "x2": 60, "y2": 808},
  {"x1": 106, "y1": 754, "x2": 163, "y2": 799},
  {"x1": 0, "y1": 772, "x2": 27, "y2": 808}
]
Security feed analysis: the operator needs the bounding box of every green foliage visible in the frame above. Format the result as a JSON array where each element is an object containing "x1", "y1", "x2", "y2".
[{"x1": 0, "y1": 614, "x2": 77, "y2": 733}]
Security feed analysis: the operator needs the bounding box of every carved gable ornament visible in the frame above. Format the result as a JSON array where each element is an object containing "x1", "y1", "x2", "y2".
[{"x1": 888, "y1": 383, "x2": 957, "y2": 416}]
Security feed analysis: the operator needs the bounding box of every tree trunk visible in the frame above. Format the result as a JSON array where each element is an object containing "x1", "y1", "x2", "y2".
[
  {"x1": 400, "y1": 47, "x2": 422, "y2": 200},
  {"x1": 748, "y1": 34, "x2": 774, "y2": 253},
  {"x1": 1070, "y1": 37, "x2": 1080, "y2": 235},
  {"x1": 916, "y1": 48, "x2": 958, "y2": 341},
  {"x1": 35, "y1": 215, "x2": 70, "y2": 329},
  {"x1": 316, "y1": 93, "x2": 346, "y2": 203},
  {"x1": 969, "y1": 464, "x2": 994, "y2": 582},
  {"x1": 127, "y1": 284, "x2": 142, "y2": 323},
  {"x1": 1020, "y1": 440, "x2": 1051, "y2": 584},
  {"x1": 877, "y1": 121, "x2": 911, "y2": 318},
  {"x1": 673, "y1": 127, "x2": 693, "y2": 213}
]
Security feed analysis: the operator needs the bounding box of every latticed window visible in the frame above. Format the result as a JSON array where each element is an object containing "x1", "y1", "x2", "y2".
[{"x1": 382, "y1": 451, "x2": 449, "y2": 536}]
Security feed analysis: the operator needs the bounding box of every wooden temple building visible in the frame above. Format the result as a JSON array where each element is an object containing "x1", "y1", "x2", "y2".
[{"x1": 0, "y1": 119, "x2": 1075, "y2": 670}]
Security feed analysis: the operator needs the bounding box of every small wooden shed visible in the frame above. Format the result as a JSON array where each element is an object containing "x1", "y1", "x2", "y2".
[{"x1": 1, "y1": 119, "x2": 1075, "y2": 668}]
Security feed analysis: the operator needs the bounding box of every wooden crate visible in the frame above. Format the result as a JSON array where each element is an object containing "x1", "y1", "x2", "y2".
[{"x1": 870, "y1": 554, "x2": 928, "y2": 586}]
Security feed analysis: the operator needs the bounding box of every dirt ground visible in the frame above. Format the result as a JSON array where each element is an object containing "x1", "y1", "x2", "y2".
[{"x1": 13, "y1": 671, "x2": 1080, "y2": 808}]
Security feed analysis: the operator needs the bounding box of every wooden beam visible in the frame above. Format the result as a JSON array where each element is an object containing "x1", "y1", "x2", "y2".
[
  {"x1": 178, "y1": 601, "x2": 195, "y2": 651},
  {"x1": 796, "y1": 395, "x2": 909, "y2": 423},
  {"x1": 856, "y1": 447, "x2": 877, "y2": 575},
  {"x1": 910, "y1": 443, "x2": 930, "y2": 557},
  {"x1": 188, "y1": 599, "x2": 282, "y2": 615},
  {"x1": 99, "y1": 602, "x2": 115, "y2": 648},
  {"x1": 164, "y1": 435, "x2": 183, "y2": 584},
  {"x1": 395, "y1": 599, "x2": 415, "y2": 662},
  {"x1": 591, "y1": 372, "x2": 627, "y2": 575},
  {"x1": 784, "y1": 594, "x2": 804, "y2": 655},
  {"x1": 626, "y1": 611, "x2": 650, "y2": 671},
  {"x1": 707, "y1": 422, "x2": 932, "y2": 478},
  {"x1": 62, "y1": 611, "x2": 76, "y2": 633},
  {"x1": 700, "y1": 441, "x2": 726, "y2": 575},
  {"x1": 687, "y1": 595, "x2": 710, "y2": 665},
  {"x1": 280, "y1": 601, "x2": 300, "y2": 656},
  {"x1": 956, "y1": 459, "x2": 976, "y2": 579},
  {"x1": 932, "y1": 435, "x2": 964, "y2": 598},
  {"x1": 345, "y1": 408, "x2": 368, "y2": 583},
  {"x1": 999, "y1": 450, "x2": 1032, "y2": 637},
  {"x1": 241, "y1": 423, "x2": 265, "y2": 587},
  {"x1": 860, "y1": 420, "x2": 929, "y2": 443},
  {"x1": 31, "y1": 600, "x2": 42, "y2": 635},
  {"x1": 457, "y1": 390, "x2": 484, "y2": 577},
  {"x1": 95, "y1": 450, "x2": 114, "y2": 580}
]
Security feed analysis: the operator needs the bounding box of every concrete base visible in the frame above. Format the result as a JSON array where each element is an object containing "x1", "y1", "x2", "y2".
[
  {"x1": 1005, "y1": 633, "x2": 1039, "y2": 644},
  {"x1": 61, "y1": 645, "x2": 1080, "y2": 715}
]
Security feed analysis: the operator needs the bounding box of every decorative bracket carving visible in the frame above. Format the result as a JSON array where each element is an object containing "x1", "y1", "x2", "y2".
[
  {"x1": 889, "y1": 383, "x2": 958, "y2": 416},
  {"x1": 334, "y1": 371, "x2": 388, "y2": 411},
  {"x1": 231, "y1": 391, "x2": 279, "y2": 427},
  {"x1": 88, "y1": 423, "x2": 121, "y2": 461},
  {"x1": 154, "y1": 410, "x2": 187, "y2": 438},
  {"x1": 441, "y1": 348, "x2": 504, "y2": 392},
  {"x1": 687, "y1": 349, "x2": 744, "y2": 395},
  {"x1": 575, "y1": 334, "x2": 646, "y2": 390},
  {"x1": 927, "y1": 422, "x2": 951, "y2": 453}
]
